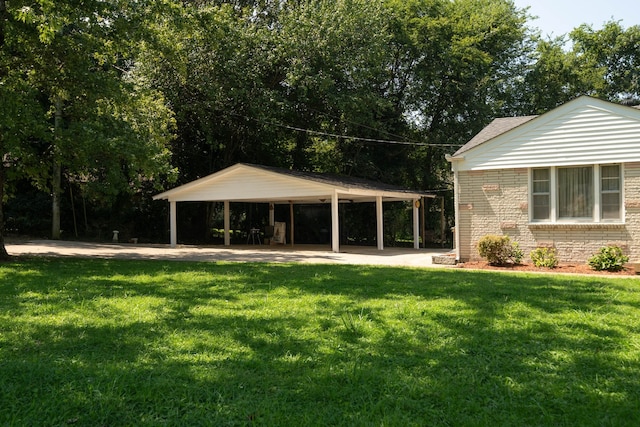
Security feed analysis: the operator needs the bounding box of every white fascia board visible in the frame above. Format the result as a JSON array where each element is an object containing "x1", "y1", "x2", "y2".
[{"x1": 337, "y1": 188, "x2": 432, "y2": 201}]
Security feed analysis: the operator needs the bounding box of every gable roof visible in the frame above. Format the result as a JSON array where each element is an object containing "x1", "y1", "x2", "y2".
[
  {"x1": 447, "y1": 96, "x2": 640, "y2": 171},
  {"x1": 153, "y1": 163, "x2": 432, "y2": 204}
]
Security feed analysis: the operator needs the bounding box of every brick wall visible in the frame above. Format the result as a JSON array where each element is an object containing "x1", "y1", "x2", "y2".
[{"x1": 456, "y1": 164, "x2": 640, "y2": 263}]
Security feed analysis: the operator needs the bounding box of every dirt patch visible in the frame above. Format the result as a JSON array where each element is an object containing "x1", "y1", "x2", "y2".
[{"x1": 458, "y1": 261, "x2": 638, "y2": 276}]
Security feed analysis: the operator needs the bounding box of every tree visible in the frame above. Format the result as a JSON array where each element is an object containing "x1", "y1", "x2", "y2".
[
  {"x1": 274, "y1": 0, "x2": 399, "y2": 178},
  {"x1": 512, "y1": 37, "x2": 586, "y2": 114},
  {"x1": 0, "y1": 0, "x2": 175, "y2": 259},
  {"x1": 570, "y1": 21, "x2": 640, "y2": 103},
  {"x1": 384, "y1": 0, "x2": 530, "y2": 189},
  {"x1": 0, "y1": 0, "x2": 49, "y2": 258},
  {"x1": 142, "y1": 1, "x2": 398, "y2": 181},
  {"x1": 504, "y1": 21, "x2": 640, "y2": 115}
]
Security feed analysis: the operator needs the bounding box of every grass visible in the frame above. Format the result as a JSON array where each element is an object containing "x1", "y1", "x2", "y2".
[{"x1": 1, "y1": 258, "x2": 640, "y2": 426}]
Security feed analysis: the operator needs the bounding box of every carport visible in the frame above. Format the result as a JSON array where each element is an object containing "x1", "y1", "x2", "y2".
[{"x1": 153, "y1": 163, "x2": 434, "y2": 252}]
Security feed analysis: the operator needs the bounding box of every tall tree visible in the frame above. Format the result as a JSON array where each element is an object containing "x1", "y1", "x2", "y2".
[
  {"x1": 0, "y1": 0, "x2": 175, "y2": 258},
  {"x1": 510, "y1": 37, "x2": 585, "y2": 114},
  {"x1": 139, "y1": 3, "x2": 282, "y2": 181},
  {"x1": 0, "y1": 0, "x2": 49, "y2": 258},
  {"x1": 384, "y1": 0, "x2": 530, "y2": 189},
  {"x1": 274, "y1": 0, "x2": 397, "y2": 178},
  {"x1": 142, "y1": 1, "x2": 397, "y2": 182},
  {"x1": 571, "y1": 21, "x2": 640, "y2": 103},
  {"x1": 504, "y1": 21, "x2": 640, "y2": 116}
]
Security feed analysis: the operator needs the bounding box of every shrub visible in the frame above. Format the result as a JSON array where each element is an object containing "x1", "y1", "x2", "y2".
[
  {"x1": 477, "y1": 235, "x2": 524, "y2": 266},
  {"x1": 588, "y1": 246, "x2": 629, "y2": 272},
  {"x1": 530, "y1": 247, "x2": 559, "y2": 268}
]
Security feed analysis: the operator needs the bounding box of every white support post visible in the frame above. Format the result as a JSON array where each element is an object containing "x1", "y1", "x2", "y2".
[
  {"x1": 224, "y1": 200, "x2": 231, "y2": 246},
  {"x1": 331, "y1": 191, "x2": 340, "y2": 252},
  {"x1": 269, "y1": 202, "x2": 275, "y2": 226},
  {"x1": 413, "y1": 199, "x2": 420, "y2": 249},
  {"x1": 289, "y1": 201, "x2": 295, "y2": 247},
  {"x1": 376, "y1": 195, "x2": 384, "y2": 250},
  {"x1": 169, "y1": 201, "x2": 177, "y2": 248}
]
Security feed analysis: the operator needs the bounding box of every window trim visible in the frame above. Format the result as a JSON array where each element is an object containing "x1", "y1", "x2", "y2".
[
  {"x1": 600, "y1": 164, "x2": 622, "y2": 220},
  {"x1": 531, "y1": 168, "x2": 551, "y2": 221},
  {"x1": 529, "y1": 164, "x2": 624, "y2": 224}
]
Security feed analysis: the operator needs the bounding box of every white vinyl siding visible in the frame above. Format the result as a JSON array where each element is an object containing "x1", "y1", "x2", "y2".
[
  {"x1": 456, "y1": 98, "x2": 640, "y2": 172},
  {"x1": 530, "y1": 164, "x2": 622, "y2": 223}
]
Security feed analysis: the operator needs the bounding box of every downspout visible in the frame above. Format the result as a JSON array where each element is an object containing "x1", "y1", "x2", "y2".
[
  {"x1": 452, "y1": 166, "x2": 460, "y2": 261},
  {"x1": 446, "y1": 154, "x2": 462, "y2": 261},
  {"x1": 413, "y1": 199, "x2": 420, "y2": 250}
]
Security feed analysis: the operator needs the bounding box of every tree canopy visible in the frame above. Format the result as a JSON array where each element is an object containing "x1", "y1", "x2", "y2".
[{"x1": 0, "y1": 0, "x2": 175, "y2": 258}]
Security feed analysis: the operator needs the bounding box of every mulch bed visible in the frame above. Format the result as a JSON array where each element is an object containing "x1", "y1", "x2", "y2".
[{"x1": 457, "y1": 261, "x2": 638, "y2": 276}]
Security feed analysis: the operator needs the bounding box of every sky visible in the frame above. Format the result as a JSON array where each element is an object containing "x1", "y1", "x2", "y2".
[{"x1": 512, "y1": 0, "x2": 638, "y2": 39}]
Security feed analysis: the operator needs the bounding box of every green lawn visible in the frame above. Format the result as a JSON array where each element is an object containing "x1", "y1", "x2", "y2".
[{"x1": 1, "y1": 258, "x2": 639, "y2": 426}]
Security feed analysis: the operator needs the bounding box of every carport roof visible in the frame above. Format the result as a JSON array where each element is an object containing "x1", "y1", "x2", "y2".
[{"x1": 153, "y1": 163, "x2": 433, "y2": 204}]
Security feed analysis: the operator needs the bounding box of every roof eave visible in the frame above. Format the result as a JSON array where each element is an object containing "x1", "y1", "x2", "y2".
[{"x1": 445, "y1": 154, "x2": 464, "y2": 162}]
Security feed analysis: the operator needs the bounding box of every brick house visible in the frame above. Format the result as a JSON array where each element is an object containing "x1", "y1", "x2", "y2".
[{"x1": 446, "y1": 96, "x2": 640, "y2": 263}]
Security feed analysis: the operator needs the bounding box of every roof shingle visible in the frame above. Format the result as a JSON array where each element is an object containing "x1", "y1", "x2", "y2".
[
  {"x1": 245, "y1": 163, "x2": 432, "y2": 196},
  {"x1": 452, "y1": 115, "x2": 538, "y2": 156}
]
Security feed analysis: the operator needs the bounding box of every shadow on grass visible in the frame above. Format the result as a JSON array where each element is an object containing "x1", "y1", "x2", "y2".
[{"x1": 1, "y1": 258, "x2": 640, "y2": 425}]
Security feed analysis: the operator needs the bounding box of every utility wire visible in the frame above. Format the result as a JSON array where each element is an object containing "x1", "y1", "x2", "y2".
[
  {"x1": 305, "y1": 106, "x2": 416, "y2": 144},
  {"x1": 235, "y1": 113, "x2": 464, "y2": 148}
]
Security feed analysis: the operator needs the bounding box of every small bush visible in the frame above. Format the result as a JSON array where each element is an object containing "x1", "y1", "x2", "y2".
[
  {"x1": 477, "y1": 235, "x2": 524, "y2": 266},
  {"x1": 588, "y1": 246, "x2": 629, "y2": 272},
  {"x1": 530, "y1": 247, "x2": 559, "y2": 268}
]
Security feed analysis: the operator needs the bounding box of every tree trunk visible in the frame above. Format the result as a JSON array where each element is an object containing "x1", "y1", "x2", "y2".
[
  {"x1": 52, "y1": 97, "x2": 63, "y2": 239},
  {"x1": 0, "y1": 160, "x2": 10, "y2": 260}
]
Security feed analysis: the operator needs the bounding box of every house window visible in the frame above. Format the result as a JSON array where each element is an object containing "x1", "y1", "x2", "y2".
[
  {"x1": 531, "y1": 168, "x2": 550, "y2": 220},
  {"x1": 530, "y1": 164, "x2": 622, "y2": 223},
  {"x1": 558, "y1": 166, "x2": 593, "y2": 219},
  {"x1": 601, "y1": 165, "x2": 621, "y2": 220}
]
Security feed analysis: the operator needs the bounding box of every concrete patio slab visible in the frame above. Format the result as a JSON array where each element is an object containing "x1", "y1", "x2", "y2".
[{"x1": 6, "y1": 240, "x2": 454, "y2": 268}]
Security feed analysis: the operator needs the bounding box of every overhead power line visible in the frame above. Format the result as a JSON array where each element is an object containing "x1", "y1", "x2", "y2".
[
  {"x1": 235, "y1": 113, "x2": 464, "y2": 148},
  {"x1": 306, "y1": 106, "x2": 414, "y2": 143}
]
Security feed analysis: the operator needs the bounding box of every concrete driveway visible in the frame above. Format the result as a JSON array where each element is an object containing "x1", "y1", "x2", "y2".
[{"x1": 6, "y1": 240, "x2": 453, "y2": 268}]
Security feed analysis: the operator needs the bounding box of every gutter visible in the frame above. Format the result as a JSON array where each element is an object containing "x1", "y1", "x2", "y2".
[{"x1": 445, "y1": 154, "x2": 464, "y2": 162}]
